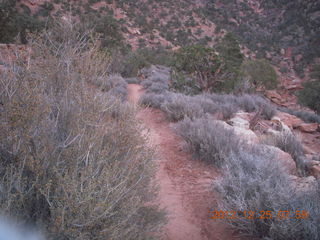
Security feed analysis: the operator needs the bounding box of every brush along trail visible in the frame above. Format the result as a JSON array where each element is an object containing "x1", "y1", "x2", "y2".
[{"x1": 127, "y1": 84, "x2": 238, "y2": 240}]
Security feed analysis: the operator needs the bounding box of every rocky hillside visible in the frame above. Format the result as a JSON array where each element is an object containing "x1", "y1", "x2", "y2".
[
  {"x1": 7, "y1": 0, "x2": 318, "y2": 76},
  {"x1": 1, "y1": 0, "x2": 319, "y2": 108}
]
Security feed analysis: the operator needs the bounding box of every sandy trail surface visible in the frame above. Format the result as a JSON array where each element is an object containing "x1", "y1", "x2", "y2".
[{"x1": 127, "y1": 84, "x2": 237, "y2": 240}]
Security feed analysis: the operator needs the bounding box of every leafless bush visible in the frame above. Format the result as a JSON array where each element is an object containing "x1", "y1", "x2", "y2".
[
  {"x1": 174, "y1": 116, "x2": 241, "y2": 166},
  {"x1": 161, "y1": 94, "x2": 204, "y2": 121},
  {"x1": 215, "y1": 149, "x2": 320, "y2": 240},
  {"x1": 0, "y1": 21, "x2": 164, "y2": 239}
]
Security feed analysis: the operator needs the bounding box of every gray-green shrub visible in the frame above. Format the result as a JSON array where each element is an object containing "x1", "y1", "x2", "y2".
[
  {"x1": 0, "y1": 21, "x2": 164, "y2": 239},
  {"x1": 215, "y1": 149, "x2": 320, "y2": 240},
  {"x1": 174, "y1": 116, "x2": 241, "y2": 166}
]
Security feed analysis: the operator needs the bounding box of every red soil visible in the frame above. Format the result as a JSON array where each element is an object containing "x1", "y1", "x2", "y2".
[{"x1": 127, "y1": 84, "x2": 238, "y2": 240}]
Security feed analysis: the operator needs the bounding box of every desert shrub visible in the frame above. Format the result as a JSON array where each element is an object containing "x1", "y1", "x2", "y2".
[
  {"x1": 193, "y1": 95, "x2": 220, "y2": 114},
  {"x1": 140, "y1": 66, "x2": 170, "y2": 94},
  {"x1": 262, "y1": 131, "x2": 305, "y2": 175},
  {"x1": 237, "y1": 94, "x2": 276, "y2": 120},
  {"x1": 255, "y1": 97, "x2": 276, "y2": 120},
  {"x1": 215, "y1": 149, "x2": 320, "y2": 240},
  {"x1": 100, "y1": 75, "x2": 128, "y2": 101},
  {"x1": 174, "y1": 116, "x2": 241, "y2": 166},
  {"x1": 139, "y1": 93, "x2": 170, "y2": 109},
  {"x1": 238, "y1": 94, "x2": 258, "y2": 112},
  {"x1": 260, "y1": 102, "x2": 276, "y2": 120},
  {"x1": 145, "y1": 82, "x2": 169, "y2": 94},
  {"x1": 239, "y1": 59, "x2": 278, "y2": 90},
  {"x1": 160, "y1": 94, "x2": 204, "y2": 121},
  {"x1": 220, "y1": 103, "x2": 238, "y2": 120},
  {"x1": 297, "y1": 79, "x2": 320, "y2": 114},
  {"x1": 278, "y1": 107, "x2": 320, "y2": 124},
  {"x1": 0, "y1": 21, "x2": 163, "y2": 239}
]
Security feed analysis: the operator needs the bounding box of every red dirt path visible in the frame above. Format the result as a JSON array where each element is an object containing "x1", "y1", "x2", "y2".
[{"x1": 127, "y1": 84, "x2": 238, "y2": 240}]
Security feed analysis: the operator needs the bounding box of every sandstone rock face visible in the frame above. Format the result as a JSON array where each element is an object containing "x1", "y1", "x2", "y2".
[
  {"x1": 275, "y1": 112, "x2": 304, "y2": 129},
  {"x1": 265, "y1": 90, "x2": 283, "y2": 105},
  {"x1": 298, "y1": 123, "x2": 319, "y2": 133},
  {"x1": 306, "y1": 160, "x2": 320, "y2": 179},
  {"x1": 260, "y1": 145, "x2": 297, "y2": 175}
]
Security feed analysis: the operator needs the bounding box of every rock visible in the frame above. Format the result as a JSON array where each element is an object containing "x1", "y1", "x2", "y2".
[
  {"x1": 298, "y1": 123, "x2": 318, "y2": 133},
  {"x1": 218, "y1": 120, "x2": 259, "y2": 144},
  {"x1": 233, "y1": 127, "x2": 259, "y2": 143},
  {"x1": 227, "y1": 116, "x2": 250, "y2": 129},
  {"x1": 305, "y1": 160, "x2": 320, "y2": 179},
  {"x1": 265, "y1": 90, "x2": 283, "y2": 105},
  {"x1": 270, "y1": 116, "x2": 292, "y2": 132},
  {"x1": 234, "y1": 112, "x2": 251, "y2": 121},
  {"x1": 284, "y1": 84, "x2": 302, "y2": 91},
  {"x1": 303, "y1": 145, "x2": 317, "y2": 155},
  {"x1": 289, "y1": 175, "x2": 316, "y2": 191},
  {"x1": 275, "y1": 112, "x2": 304, "y2": 129},
  {"x1": 261, "y1": 145, "x2": 297, "y2": 175}
]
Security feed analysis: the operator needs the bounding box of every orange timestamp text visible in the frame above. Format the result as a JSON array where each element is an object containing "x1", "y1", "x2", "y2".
[{"x1": 209, "y1": 210, "x2": 309, "y2": 220}]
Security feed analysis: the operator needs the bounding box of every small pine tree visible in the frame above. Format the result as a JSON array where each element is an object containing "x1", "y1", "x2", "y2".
[{"x1": 297, "y1": 64, "x2": 320, "y2": 113}]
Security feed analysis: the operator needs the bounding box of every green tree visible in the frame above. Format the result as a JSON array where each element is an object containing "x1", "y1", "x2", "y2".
[
  {"x1": 216, "y1": 32, "x2": 244, "y2": 91},
  {"x1": 173, "y1": 45, "x2": 222, "y2": 92},
  {"x1": 297, "y1": 64, "x2": 320, "y2": 113},
  {"x1": 0, "y1": 0, "x2": 43, "y2": 43},
  {"x1": 239, "y1": 59, "x2": 278, "y2": 91}
]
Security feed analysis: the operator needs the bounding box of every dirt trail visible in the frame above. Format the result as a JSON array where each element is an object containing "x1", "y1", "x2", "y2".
[{"x1": 127, "y1": 84, "x2": 236, "y2": 240}]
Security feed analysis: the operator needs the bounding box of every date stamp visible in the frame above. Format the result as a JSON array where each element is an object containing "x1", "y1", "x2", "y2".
[{"x1": 209, "y1": 210, "x2": 309, "y2": 220}]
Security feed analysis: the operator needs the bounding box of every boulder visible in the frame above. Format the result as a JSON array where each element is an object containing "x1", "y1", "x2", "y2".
[
  {"x1": 218, "y1": 120, "x2": 259, "y2": 144},
  {"x1": 261, "y1": 145, "x2": 297, "y2": 175},
  {"x1": 227, "y1": 116, "x2": 250, "y2": 129},
  {"x1": 233, "y1": 127, "x2": 259, "y2": 144},
  {"x1": 265, "y1": 90, "x2": 283, "y2": 105},
  {"x1": 273, "y1": 112, "x2": 303, "y2": 129},
  {"x1": 298, "y1": 123, "x2": 318, "y2": 133},
  {"x1": 270, "y1": 116, "x2": 292, "y2": 132}
]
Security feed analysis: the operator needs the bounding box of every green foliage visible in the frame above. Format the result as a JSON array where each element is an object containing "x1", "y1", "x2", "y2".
[
  {"x1": 120, "y1": 47, "x2": 174, "y2": 77},
  {"x1": 173, "y1": 45, "x2": 222, "y2": 92},
  {"x1": 80, "y1": 13, "x2": 125, "y2": 50},
  {"x1": 217, "y1": 32, "x2": 244, "y2": 71},
  {"x1": 299, "y1": 64, "x2": 320, "y2": 113},
  {"x1": 0, "y1": 0, "x2": 44, "y2": 43},
  {"x1": 239, "y1": 59, "x2": 278, "y2": 90},
  {"x1": 215, "y1": 32, "x2": 244, "y2": 92}
]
